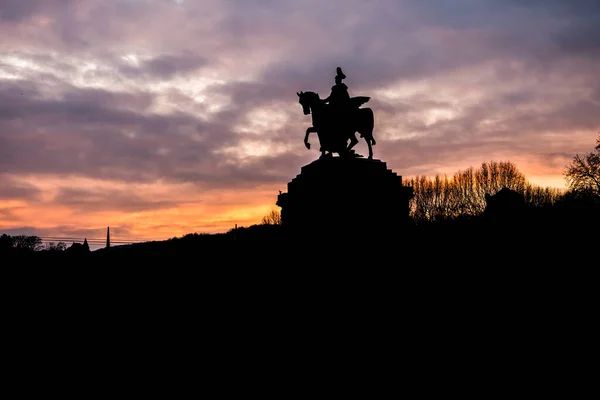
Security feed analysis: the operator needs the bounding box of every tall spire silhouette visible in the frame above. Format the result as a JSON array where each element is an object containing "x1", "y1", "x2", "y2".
[{"x1": 106, "y1": 227, "x2": 110, "y2": 248}]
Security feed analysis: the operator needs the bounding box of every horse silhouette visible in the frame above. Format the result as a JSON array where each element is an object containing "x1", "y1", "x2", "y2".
[{"x1": 297, "y1": 91, "x2": 376, "y2": 159}]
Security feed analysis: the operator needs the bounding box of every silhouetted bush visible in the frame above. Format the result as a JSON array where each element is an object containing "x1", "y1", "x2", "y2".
[{"x1": 564, "y1": 132, "x2": 600, "y2": 197}]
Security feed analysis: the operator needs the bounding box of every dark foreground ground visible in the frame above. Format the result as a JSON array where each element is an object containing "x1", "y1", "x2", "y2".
[
  {"x1": 4, "y1": 214, "x2": 597, "y2": 267},
  {"x1": 3, "y1": 215, "x2": 595, "y2": 389},
  {"x1": 5, "y1": 217, "x2": 595, "y2": 320}
]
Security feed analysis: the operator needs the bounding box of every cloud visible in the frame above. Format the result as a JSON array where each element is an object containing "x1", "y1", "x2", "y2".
[
  {"x1": 118, "y1": 53, "x2": 209, "y2": 80},
  {"x1": 0, "y1": 78, "x2": 233, "y2": 183},
  {"x1": 0, "y1": 174, "x2": 41, "y2": 200},
  {"x1": 0, "y1": 72, "x2": 314, "y2": 188},
  {"x1": 0, "y1": 206, "x2": 23, "y2": 222},
  {"x1": 50, "y1": 187, "x2": 180, "y2": 212},
  {"x1": 0, "y1": 226, "x2": 43, "y2": 236},
  {"x1": 0, "y1": 0, "x2": 49, "y2": 21}
]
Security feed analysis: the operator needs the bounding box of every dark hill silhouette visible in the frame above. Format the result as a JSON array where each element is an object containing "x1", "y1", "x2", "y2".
[
  {"x1": 4, "y1": 203, "x2": 597, "y2": 357},
  {"x1": 4, "y1": 201, "x2": 595, "y2": 267}
]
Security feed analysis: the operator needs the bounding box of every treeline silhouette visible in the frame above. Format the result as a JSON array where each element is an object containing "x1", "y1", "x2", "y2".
[{"x1": 405, "y1": 161, "x2": 563, "y2": 222}]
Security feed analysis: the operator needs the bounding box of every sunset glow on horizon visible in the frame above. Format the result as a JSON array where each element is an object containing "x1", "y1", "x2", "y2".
[{"x1": 1, "y1": 0, "x2": 599, "y2": 244}]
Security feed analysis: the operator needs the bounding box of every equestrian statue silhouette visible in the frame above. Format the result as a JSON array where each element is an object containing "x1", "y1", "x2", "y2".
[{"x1": 297, "y1": 67, "x2": 376, "y2": 159}]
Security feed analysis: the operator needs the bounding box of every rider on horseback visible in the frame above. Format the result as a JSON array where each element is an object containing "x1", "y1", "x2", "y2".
[
  {"x1": 297, "y1": 67, "x2": 376, "y2": 159},
  {"x1": 323, "y1": 67, "x2": 351, "y2": 112},
  {"x1": 322, "y1": 67, "x2": 364, "y2": 154},
  {"x1": 322, "y1": 68, "x2": 351, "y2": 151}
]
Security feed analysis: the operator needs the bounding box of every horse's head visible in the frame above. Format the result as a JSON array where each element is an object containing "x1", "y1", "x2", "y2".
[{"x1": 297, "y1": 91, "x2": 319, "y2": 115}]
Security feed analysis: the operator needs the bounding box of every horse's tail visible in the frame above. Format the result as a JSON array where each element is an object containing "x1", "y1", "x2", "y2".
[{"x1": 358, "y1": 108, "x2": 375, "y2": 145}]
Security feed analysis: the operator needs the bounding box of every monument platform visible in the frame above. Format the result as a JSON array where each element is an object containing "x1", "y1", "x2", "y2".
[{"x1": 276, "y1": 156, "x2": 414, "y2": 241}]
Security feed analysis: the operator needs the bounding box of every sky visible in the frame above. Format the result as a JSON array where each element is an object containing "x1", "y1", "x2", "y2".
[{"x1": 1, "y1": 0, "x2": 599, "y2": 246}]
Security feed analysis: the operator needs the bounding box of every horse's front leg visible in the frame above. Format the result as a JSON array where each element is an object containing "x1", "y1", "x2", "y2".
[{"x1": 304, "y1": 127, "x2": 317, "y2": 149}]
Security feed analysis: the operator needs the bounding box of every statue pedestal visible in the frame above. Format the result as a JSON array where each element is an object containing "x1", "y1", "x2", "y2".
[{"x1": 276, "y1": 157, "x2": 414, "y2": 242}]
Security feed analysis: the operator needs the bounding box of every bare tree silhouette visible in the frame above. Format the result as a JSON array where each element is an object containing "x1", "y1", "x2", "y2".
[
  {"x1": 10, "y1": 235, "x2": 43, "y2": 251},
  {"x1": 405, "y1": 161, "x2": 563, "y2": 222},
  {"x1": 261, "y1": 209, "x2": 282, "y2": 225},
  {"x1": 564, "y1": 132, "x2": 600, "y2": 197}
]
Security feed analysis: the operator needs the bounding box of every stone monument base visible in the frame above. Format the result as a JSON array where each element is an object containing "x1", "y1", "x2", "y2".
[{"x1": 277, "y1": 157, "x2": 414, "y2": 242}]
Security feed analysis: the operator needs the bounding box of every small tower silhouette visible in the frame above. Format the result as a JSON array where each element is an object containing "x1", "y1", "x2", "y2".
[
  {"x1": 83, "y1": 238, "x2": 90, "y2": 252},
  {"x1": 106, "y1": 227, "x2": 110, "y2": 248}
]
